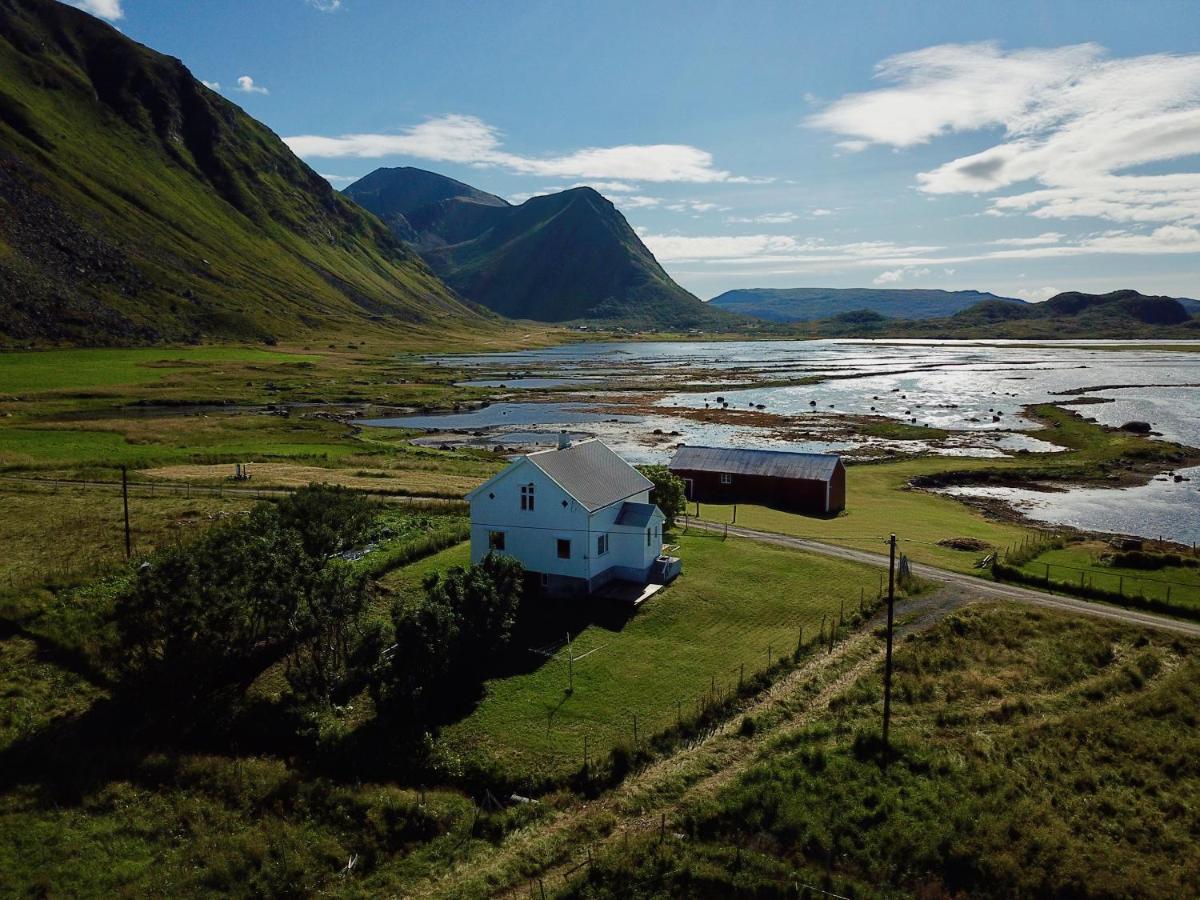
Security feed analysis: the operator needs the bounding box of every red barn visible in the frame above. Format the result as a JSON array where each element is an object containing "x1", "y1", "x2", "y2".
[{"x1": 668, "y1": 446, "x2": 846, "y2": 515}]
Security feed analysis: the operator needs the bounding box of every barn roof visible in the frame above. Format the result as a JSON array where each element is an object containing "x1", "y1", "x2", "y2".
[
  {"x1": 614, "y1": 501, "x2": 662, "y2": 528},
  {"x1": 526, "y1": 439, "x2": 654, "y2": 512},
  {"x1": 668, "y1": 446, "x2": 841, "y2": 482}
]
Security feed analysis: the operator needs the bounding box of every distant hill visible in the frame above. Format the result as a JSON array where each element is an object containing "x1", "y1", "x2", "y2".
[
  {"x1": 1178, "y1": 297, "x2": 1200, "y2": 315},
  {"x1": 345, "y1": 168, "x2": 734, "y2": 329},
  {"x1": 787, "y1": 288, "x2": 1198, "y2": 339},
  {"x1": 953, "y1": 290, "x2": 1193, "y2": 328},
  {"x1": 0, "y1": 0, "x2": 481, "y2": 345},
  {"x1": 708, "y1": 287, "x2": 1024, "y2": 322}
]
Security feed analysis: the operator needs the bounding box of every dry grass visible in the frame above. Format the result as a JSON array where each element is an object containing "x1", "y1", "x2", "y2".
[
  {"x1": 0, "y1": 484, "x2": 255, "y2": 593},
  {"x1": 142, "y1": 462, "x2": 484, "y2": 497}
]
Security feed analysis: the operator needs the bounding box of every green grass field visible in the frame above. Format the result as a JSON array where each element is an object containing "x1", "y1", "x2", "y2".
[
  {"x1": 381, "y1": 534, "x2": 888, "y2": 783},
  {"x1": 1019, "y1": 541, "x2": 1200, "y2": 610},
  {"x1": 0, "y1": 347, "x2": 320, "y2": 395},
  {"x1": 692, "y1": 457, "x2": 1035, "y2": 573}
]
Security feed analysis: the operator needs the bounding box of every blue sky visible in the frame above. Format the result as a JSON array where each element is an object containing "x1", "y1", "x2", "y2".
[{"x1": 75, "y1": 0, "x2": 1200, "y2": 301}]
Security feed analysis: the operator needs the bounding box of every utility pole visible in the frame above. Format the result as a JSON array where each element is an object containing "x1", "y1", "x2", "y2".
[
  {"x1": 122, "y1": 465, "x2": 132, "y2": 560},
  {"x1": 882, "y1": 533, "x2": 896, "y2": 764}
]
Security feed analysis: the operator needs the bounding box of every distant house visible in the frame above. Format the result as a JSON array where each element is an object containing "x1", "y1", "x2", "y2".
[
  {"x1": 467, "y1": 437, "x2": 681, "y2": 596},
  {"x1": 668, "y1": 446, "x2": 846, "y2": 515}
]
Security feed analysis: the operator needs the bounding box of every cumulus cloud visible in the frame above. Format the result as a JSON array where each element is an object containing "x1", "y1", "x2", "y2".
[
  {"x1": 67, "y1": 0, "x2": 122, "y2": 20},
  {"x1": 285, "y1": 114, "x2": 754, "y2": 183},
  {"x1": 201, "y1": 80, "x2": 221, "y2": 91},
  {"x1": 306, "y1": 0, "x2": 342, "y2": 10},
  {"x1": 320, "y1": 173, "x2": 359, "y2": 184},
  {"x1": 810, "y1": 42, "x2": 1200, "y2": 229},
  {"x1": 1023, "y1": 285, "x2": 1061, "y2": 302},
  {"x1": 873, "y1": 266, "x2": 931, "y2": 285},
  {"x1": 236, "y1": 75, "x2": 269, "y2": 95}
]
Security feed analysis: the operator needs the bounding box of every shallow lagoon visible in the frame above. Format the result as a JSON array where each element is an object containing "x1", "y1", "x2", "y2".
[
  {"x1": 375, "y1": 339, "x2": 1200, "y2": 541},
  {"x1": 940, "y1": 466, "x2": 1200, "y2": 545}
]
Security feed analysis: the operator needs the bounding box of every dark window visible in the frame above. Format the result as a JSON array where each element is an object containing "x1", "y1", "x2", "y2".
[
  {"x1": 646, "y1": 529, "x2": 651, "y2": 547},
  {"x1": 720, "y1": 472, "x2": 733, "y2": 485},
  {"x1": 488, "y1": 530, "x2": 505, "y2": 551},
  {"x1": 557, "y1": 538, "x2": 571, "y2": 559},
  {"x1": 597, "y1": 534, "x2": 609, "y2": 556},
  {"x1": 520, "y1": 483, "x2": 535, "y2": 511}
]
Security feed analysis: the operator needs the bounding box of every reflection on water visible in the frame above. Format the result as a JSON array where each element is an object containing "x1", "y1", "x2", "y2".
[
  {"x1": 939, "y1": 467, "x2": 1200, "y2": 545},
  {"x1": 437, "y1": 339, "x2": 1200, "y2": 446}
]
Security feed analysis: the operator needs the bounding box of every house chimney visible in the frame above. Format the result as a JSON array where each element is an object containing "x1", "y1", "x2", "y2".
[{"x1": 557, "y1": 430, "x2": 570, "y2": 450}]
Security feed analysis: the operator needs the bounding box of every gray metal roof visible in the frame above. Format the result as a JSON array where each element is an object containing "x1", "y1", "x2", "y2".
[
  {"x1": 668, "y1": 445, "x2": 841, "y2": 482},
  {"x1": 614, "y1": 501, "x2": 662, "y2": 527},
  {"x1": 527, "y1": 439, "x2": 653, "y2": 512}
]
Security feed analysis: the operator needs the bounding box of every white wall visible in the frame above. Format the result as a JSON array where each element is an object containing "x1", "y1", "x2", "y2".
[
  {"x1": 469, "y1": 460, "x2": 590, "y2": 579},
  {"x1": 471, "y1": 471, "x2": 663, "y2": 586}
]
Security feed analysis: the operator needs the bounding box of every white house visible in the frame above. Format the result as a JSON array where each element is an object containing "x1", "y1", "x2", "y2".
[{"x1": 466, "y1": 437, "x2": 680, "y2": 596}]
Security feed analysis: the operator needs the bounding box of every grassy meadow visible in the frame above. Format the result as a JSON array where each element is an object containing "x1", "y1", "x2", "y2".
[
  {"x1": 1018, "y1": 540, "x2": 1200, "y2": 610},
  {"x1": 378, "y1": 534, "x2": 889, "y2": 784},
  {"x1": 566, "y1": 603, "x2": 1200, "y2": 898}
]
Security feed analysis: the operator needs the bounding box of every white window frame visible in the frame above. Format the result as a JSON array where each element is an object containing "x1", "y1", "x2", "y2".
[
  {"x1": 720, "y1": 472, "x2": 733, "y2": 485},
  {"x1": 520, "y1": 483, "x2": 535, "y2": 511},
  {"x1": 597, "y1": 533, "x2": 609, "y2": 556}
]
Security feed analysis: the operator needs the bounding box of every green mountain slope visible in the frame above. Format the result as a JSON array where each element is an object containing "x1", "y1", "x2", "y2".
[
  {"x1": 708, "y1": 287, "x2": 1024, "y2": 321},
  {"x1": 0, "y1": 0, "x2": 483, "y2": 345},
  {"x1": 345, "y1": 168, "x2": 735, "y2": 328}
]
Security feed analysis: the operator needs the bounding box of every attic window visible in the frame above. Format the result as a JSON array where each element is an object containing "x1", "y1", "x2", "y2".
[
  {"x1": 520, "y1": 483, "x2": 535, "y2": 511},
  {"x1": 720, "y1": 472, "x2": 733, "y2": 485}
]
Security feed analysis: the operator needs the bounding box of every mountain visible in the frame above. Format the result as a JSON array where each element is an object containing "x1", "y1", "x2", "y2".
[
  {"x1": 344, "y1": 168, "x2": 733, "y2": 329},
  {"x1": 708, "y1": 287, "x2": 1025, "y2": 322},
  {"x1": 0, "y1": 0, "x2": 481, "y2": 345},
  {"x1": 1178, "y1": 297, "x2": 1200, "y2": 316},
  {"x1": 952, "y1": 289, "x2": 1193, "y2": 328}
]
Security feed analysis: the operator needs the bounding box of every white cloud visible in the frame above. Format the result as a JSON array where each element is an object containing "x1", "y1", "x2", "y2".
[
  {"x1": 810, "y1": 42, "x2": 1200, "y2": 228},
  {"x1": 990, "y1": 231, "x2": 1064, "y2": 246},
  {"x1": 619, "y1": 195, "x2": 664, "y2": 209},
  {"x1": 236, "y1": 75, "x2": 269, "y2": 95},
  {"x1": 320, "y1": 173, "x2": 358, "y2": 184},
  {"x1": 571, "y1": 181, "x2": 639, "y2": 193},
  {"x1": 1023, "y1": 286, "x2": 1061, "y2": 302},
  {"x1": 201, "y1": 80, "x2": 221, "y2": 91},
  {"x1": 727, "y1": 212, "x2": 799, "y2": 224},
  {"x1": 66, "y1": 0, "x2": 123, "y2": 20},
  {"x1": 306, "y1": 0, "x2": 342, "y2": 10},
  {"x1": 640, "y1": 233, "x2": 944, "y2": 266},
  {"x1": 285, "y1": 114, "x2": 751, "y2": 183},
  {"x1": 638, "y1": 222, "x2": 1200, "y2": 280},
  {"x1": 873, "y1": 266, "x2": 932, "y2": 284},
  {"x1": 810, "y1": 208, "x2": 833, "y2": 217}
]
